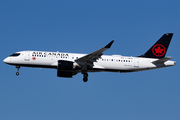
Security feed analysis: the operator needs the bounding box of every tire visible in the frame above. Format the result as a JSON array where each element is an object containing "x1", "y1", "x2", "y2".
[
  {"x1": 16, "y1": 72, "x2": 19, "y2": 76},
  {"x1": 83, "y1": 77, "x2": 88, "y2": 82}
]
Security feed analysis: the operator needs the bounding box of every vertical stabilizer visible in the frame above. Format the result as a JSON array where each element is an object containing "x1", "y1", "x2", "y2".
[{"x1": 140, "y1": 33, "x2": 173, "y2": 58}]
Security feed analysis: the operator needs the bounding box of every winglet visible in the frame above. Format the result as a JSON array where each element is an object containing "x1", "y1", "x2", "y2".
[{"x1": 105, "y1": 40, "x2": 114, "y2": 48}]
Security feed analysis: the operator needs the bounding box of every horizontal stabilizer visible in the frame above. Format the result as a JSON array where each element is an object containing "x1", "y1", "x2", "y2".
[{"x1": 152, "y1": 57, "x2": 172, "y2": 64}]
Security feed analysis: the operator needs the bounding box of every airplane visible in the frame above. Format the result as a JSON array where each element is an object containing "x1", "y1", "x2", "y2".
[{"x1": 3, "y1": 33, "x2": 176, "y2": 82}]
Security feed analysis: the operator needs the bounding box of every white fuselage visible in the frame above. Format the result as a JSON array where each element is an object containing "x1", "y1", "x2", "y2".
[{"x1": 3, "y1": 51, "x2": 176, "y2": 73}]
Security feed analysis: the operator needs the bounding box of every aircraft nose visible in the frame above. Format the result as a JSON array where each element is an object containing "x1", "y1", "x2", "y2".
[{"x1": 3, "y1": 57, "x2": 9, "y2": 64}]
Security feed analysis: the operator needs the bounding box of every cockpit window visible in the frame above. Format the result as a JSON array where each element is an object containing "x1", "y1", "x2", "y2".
[{"x1": 10, "y1": 53, "x2": 21, "y2": 57}]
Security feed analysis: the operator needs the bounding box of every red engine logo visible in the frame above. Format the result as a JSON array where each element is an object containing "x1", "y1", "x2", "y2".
[{"x1": 152, "y1": 44, "x2": 166, "y2": 57}]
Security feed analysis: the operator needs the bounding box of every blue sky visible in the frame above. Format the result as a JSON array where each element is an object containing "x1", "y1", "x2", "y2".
[{"x1": 1, "y1": 0, "x2": 180, "y2": 120}]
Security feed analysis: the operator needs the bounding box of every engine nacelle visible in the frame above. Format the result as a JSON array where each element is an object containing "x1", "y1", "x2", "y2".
[{"x1": 57, "y1": 60, "x2": 74, "y2": 78}]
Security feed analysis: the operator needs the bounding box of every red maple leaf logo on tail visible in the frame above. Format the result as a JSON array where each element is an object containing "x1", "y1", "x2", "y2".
[
  {"x1": 155, "y1": 46, "x2": 163, "y2": 54},
  {"x1": 152, "y1": 44, "x2": 166, "y2": 57}
]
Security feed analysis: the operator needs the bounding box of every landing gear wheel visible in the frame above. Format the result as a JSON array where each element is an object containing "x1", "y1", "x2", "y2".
[
  {"x1": 83, "y1": 73, "x2": 88, "y2": 82},
  {"x1": 16, "y1": 72, "x2": 19, "y2": 76},
  {"x1": 83, "y1": 77, "x2": 88, "y2": 82}
]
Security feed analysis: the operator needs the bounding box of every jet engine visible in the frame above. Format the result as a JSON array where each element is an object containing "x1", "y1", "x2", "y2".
[{"x1": 57, "y1": 60, "x2": 76, "y2": 78}]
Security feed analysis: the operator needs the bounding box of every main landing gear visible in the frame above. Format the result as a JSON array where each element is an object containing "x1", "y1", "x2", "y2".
[
  {"x1": 82, "y1": 71, "x2": 88, "y2": 82},
  {"x1": 16, "y1": 66, "x2": 20, "y2": 76}
]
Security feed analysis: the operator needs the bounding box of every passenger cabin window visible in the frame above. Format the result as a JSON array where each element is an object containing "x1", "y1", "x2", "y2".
[{"x1": 10, "y1": 53, "x2": 21, "y2": 57}]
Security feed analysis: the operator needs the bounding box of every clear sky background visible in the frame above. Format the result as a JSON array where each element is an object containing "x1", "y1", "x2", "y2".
[{"x1": 1, "y1": 0, "x2": 180, "y2": 120}]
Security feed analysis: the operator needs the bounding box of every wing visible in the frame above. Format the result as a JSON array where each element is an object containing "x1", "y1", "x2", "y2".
[{"x1": 75, "y1": 40, "x2": 114, "y2": 68}]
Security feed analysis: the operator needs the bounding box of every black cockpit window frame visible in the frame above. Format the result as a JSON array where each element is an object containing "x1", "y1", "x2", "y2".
[{"x1": 10, "y1": 53, "x2": 21, "y2": 57}]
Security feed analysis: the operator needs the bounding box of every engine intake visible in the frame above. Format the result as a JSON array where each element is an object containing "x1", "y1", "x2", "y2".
[{"x1": 57, "y1": 60, "x2": 74, "y2": 78}]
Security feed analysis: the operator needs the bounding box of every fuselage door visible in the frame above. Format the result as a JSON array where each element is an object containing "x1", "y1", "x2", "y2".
[
  {"x1": 134, "y1": 58, "x2": 139, "y2": 67},
  {"x1": 24, "y1": 51, "x2": 30, "y2": 61}
]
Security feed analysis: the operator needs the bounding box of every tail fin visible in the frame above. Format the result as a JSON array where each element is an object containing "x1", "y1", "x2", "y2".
[{"x1": 139, "y1": 33, "x2": 173, "y2": 58}]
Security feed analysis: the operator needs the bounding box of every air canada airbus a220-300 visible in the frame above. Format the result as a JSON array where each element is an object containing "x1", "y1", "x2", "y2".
[{"x1": 3, "y1": 33, "x2": 176, "y2": 82}]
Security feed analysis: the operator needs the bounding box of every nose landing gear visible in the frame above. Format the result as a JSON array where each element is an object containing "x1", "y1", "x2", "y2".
[{"x1": 16, "y1": 66, "x2": 20, "y2": 76}]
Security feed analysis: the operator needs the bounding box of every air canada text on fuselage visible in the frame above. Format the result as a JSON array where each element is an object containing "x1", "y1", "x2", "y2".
[{"x1": 32, "y1": 51, "x2": 69, "y2": 57}]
